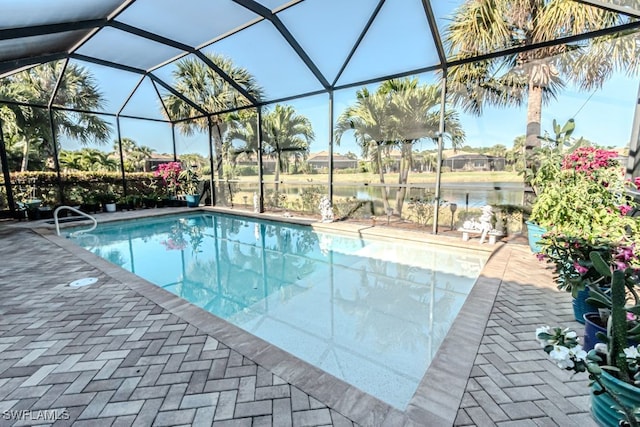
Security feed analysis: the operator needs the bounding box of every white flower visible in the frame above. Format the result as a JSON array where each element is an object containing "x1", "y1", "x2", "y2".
[
  {"x1": 594, "y1": 343, "x2": 608, "y2": 354},
  {"x1": 565, "y1": 331, "x2": 577, "y2": 340},
  {"x1": 570, "y1": 345, "x2": 587, "y2": 362},
  {"x1": 624, "y1": 346, "x2": 640, "y2": 359},
  {"x1": 549, "y1": 345, "x2": 574, "y2": 369}
]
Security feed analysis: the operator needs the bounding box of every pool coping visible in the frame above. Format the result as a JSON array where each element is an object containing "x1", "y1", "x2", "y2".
[{"x1": 28, "y1": 207, "x2": 508, "y2": 426}]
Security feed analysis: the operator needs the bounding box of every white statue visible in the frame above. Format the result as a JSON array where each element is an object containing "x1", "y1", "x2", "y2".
[
  {"x1": 319, "y1": 196, "x2": 334, "y2": 223},
  {"x1": 478, "y1": 205, "x2": 493, "y2": 232},
  {"x1": 460, "y1": 205, "x2": 498, "y2": 244},
  {"x1": 253, "y1": 192, "x2": 259, "y2": 213}
]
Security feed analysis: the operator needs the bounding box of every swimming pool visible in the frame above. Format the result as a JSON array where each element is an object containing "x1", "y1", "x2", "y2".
[{"x1": 68, "y1": 212, "x2": 489, "y2": 409}]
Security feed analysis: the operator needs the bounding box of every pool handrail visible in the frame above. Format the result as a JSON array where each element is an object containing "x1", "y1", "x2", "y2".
[{"x1": 54, "y1": 206, "x2": 97, "y2": 237}]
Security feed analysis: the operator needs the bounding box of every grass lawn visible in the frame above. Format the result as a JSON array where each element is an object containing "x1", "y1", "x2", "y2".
[{"x1": 234, "y1": 170, "x2": 522, "y2": 185}]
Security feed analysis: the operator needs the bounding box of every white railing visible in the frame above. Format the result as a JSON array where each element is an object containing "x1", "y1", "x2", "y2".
[{"x1": 54, "y1": 206, "x2": 97, "y2": 237}]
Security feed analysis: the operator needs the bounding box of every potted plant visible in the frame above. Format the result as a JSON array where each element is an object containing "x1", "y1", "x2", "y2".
[
  {"x1": 523, "y1": 119, "x2": 576, "y2": 197},
  {"x1": 81, "y1": 191, "x2": 100, "y2": 214},
  {"x1": 140, "y1": 192, "x2": 156, "y2": 209},
  {"x1": 154, "y1": 162, "x2": 182, "y2": 206},
  {"x1": 66, "y1": 197, "x2": 82, "y2": 210},
  {"x1": 179, "y1": 167, "x2": 201, "y2": 208},
  {"x1": 153, "y1": 192, "x2": 165, "y2": 208},
  {"x1": 535, "y1": 146, "x2": 638, "y2": 322},
  {"x1": 522, "y1": 119, "x2": 576, "y2": 250},
  {"x1": 15, "y1": 177, "x2": 42, "y2": 211},
  {"x1": 117, "y1": 194, "x2": 139, "y2": 211},
  {"x1": 97, "y1": 191, "x2": 117, "y2": 213},
  {"x1": 536, "y1": 249, "x2": 640, "y2": 427},
  {"x1": 531, "y1": 147, "x2": 640, "y2": 323},
  {"x1": 538, "y1": 233, "x2": 638, "y2": 322},
  {"x1": 529, "y1": 146, "x2": 633, "y2": 235}
]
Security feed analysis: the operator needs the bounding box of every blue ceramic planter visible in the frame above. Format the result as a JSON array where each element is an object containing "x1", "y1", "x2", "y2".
[
  {"x1": 186, "y1": 194, "x2": 200, "y2": 208},
  {"x1": 583, "y1": 312, "x2": 605, "y2": 351},
  {"x1": 525, "y1": 221, "x2": 547, "y2": 253},
  {"x1": 591, "y1": 370, "x2": 640, "y2": 427},
  {"x1": 573, "y1": 288, "x2": 598, "y2": 324}
]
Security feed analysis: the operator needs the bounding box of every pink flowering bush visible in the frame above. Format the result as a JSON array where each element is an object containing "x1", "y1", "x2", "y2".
[
  {"x1": 533, "y1": 144, "x2": 640, "y2": 299},
  {"x1": 530, "y1": 145, "x2": 636, "y2": 239},
  {"x1": 538, "y1": 234, "x2": 639, "y2": 295},
  {"x1": 154, "y1": 162, "x2": 182, "y2": 196},
  {"x1": 561, "y1": 146, "x2": 619, "y2": 174}
]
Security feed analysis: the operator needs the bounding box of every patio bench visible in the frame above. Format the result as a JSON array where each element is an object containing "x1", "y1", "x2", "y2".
[{"x1": 459, "y1": 228, "x2": 503, "y2": 244}]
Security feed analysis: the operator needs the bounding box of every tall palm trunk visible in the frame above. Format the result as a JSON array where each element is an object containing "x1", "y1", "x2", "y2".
[
  {"x1": 395, "y1": 142, "x2": 412, "y2": 215},
  {"x1": 524, "y1": 84, "x2": 543, "y2": 204},
  {"x1": 375, "y1": 142, "x2": 390, "y2": 213},
  {"x1": 526, "y1": 85, "x2": 543, "y2": 151},
  {"x1": 213, "y1": 124, "x2": 226, "y2": 204},
  {"x1": 274, "y1": 153, "x2": 281, "y2": 194},
  {"x1": 20, "y1": 139, "x2": 29, "y2": 172}
]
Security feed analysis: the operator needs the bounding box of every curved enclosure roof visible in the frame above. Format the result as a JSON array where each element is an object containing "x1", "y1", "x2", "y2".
[{"x1": 0, "y1": 0, "x2": 639, "y2": 122}]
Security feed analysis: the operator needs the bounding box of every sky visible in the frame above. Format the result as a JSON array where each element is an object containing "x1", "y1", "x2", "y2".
[
  {"x1": 61, "y1": 69, "x2": 639, "y2": 158},
  {"x1": 54, "y1": 0, "x2": 639, "y2": 157}
]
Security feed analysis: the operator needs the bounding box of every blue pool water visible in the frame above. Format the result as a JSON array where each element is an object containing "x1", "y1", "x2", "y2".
[{"x1": 69, "y1": 213, "x2": 488, "y2": 409}]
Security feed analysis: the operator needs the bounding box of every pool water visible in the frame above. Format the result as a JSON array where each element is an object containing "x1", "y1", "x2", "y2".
[{"x1": 69, "y1": 213, "x2": 488, "y2": 409}]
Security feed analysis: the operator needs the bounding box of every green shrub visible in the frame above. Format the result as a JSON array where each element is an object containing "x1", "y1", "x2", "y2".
[
  {"x1": 406, "y1": 196, "x2": 436, "y2": 226},
  {"x1": 333, "y1": 168, "x2": 360, "y2": 174},
  {"x1": 235, "y1": 166, "x2": 258, "y2": 176},
  {"x1": 299, "y1": 186, "x2": 323, "y2": 214}
]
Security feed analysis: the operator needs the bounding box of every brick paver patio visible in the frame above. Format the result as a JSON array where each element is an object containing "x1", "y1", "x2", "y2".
[
  {"x1": 0, "y1": 213, "x2": 597, "y2": 426},
  {"x1": 453, "y1": 243, "x2": 596, "y2": 427}
]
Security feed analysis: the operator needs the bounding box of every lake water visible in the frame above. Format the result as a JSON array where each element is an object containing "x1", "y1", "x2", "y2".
[
  {"x1": 334, "y1": 182, "x2": 524, "y2": 208},
  {"x1": 231, "y1": 181, "x2": 524, "y2": 211}
]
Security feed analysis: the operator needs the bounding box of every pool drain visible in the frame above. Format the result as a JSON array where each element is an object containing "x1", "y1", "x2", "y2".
[{"x1": 69, "y1": 277, "x2": 99, "y2": 288}]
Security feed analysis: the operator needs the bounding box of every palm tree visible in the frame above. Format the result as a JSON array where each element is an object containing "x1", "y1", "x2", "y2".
[
  {"x1": 77, "y1": 148, "x2": 117, "y2": 171},
  {"x1": 225, "y1": 111, "x2": 260, "y2": 165},
  {"x1": 59, "y1": 148, "x2": 117, "y2": 171},
  {"x1": 0, "y1": 61, "x2": 110, "y2": 171},
  {"x1": 0, "y1": 93, "x2": 22, "y2": 152},
  {"x1": 262, "y1": 105, "x2": 314, "y2": 191},
  {"x1": 487, "y1": 144, "x2": 508, "y2": 158},
  {"x1": 444, "y1": 0, "x2": 637, "y2": 165},
  {"x1": 58, "y1": 150, "x2": 83, "y2": 171},
  {"x1": 114, "y1": 137, "x2": 155, "y2": 171},
  {"x1": 179, "y1": 153, "x2": 208, "y2": 172},
  {"x1": 2, "y1": 65, "x2": 110, "y2": 172},
  {"x1": 162, "y1": 53, "x2": 263, "y2": 204},
  {"x1": 507, "y1": 135, "x2": 526, "y2": 173},
  {"x1": 227, "y1": 105, "x2": 314, "y2": 192},
  {"x1": 336, "y1": 78, "x2": 464, "y2": 215},
  {"x1": 383, "y1": 79, "x2": 464, "y2": 214},
  {"x1": 1, "y1": 77, "x2": 44, "y2": 171},
  {"x1": 335, "y1": 87, "x2": 393, "y2": 210},
  {"x1": 417, "y1": 151, "x2": 438, "y2": 173}
]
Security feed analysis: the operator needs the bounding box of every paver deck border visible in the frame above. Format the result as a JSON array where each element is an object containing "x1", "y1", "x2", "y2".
[{"x1": 26, "y1": 207, "x2": 508, "y2": 426}]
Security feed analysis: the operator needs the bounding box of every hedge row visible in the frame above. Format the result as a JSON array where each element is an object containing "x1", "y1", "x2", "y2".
[{"x1": 6, "y1": 171, "x2": 164, "y2": 205}]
